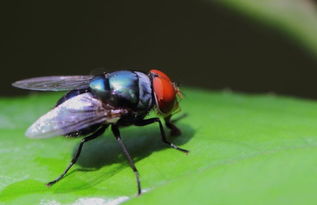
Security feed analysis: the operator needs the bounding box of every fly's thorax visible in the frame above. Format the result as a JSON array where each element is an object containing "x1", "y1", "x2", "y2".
[
  {"x1": 89, "y1": 71, "x2": 153, "y2": 112},
  {"x1": 134, "y1": 71, "x2": 153, "y2": 111}
]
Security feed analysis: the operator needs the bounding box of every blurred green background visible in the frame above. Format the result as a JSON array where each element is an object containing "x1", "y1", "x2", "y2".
[{"x1": 2, "y1": 0, "x2": 317, "y2": 98}]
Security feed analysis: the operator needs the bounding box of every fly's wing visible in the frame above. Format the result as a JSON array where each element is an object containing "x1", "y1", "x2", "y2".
[
  {"x1": 12, "y1": 75, "x2": 94, "y2": 91},
  {"x1": 26, "y1": 93, "x2": 127, "y2": 138}
]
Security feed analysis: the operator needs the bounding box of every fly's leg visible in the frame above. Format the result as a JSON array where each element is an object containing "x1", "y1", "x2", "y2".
[
  {"x1": 135, "y1": 118, "x2": 189, "y2": 153},
  {"x1": 46, "y1": 126, "x2": 107, "y2": 186},
  {"x1": 164, "y1": 115, "x2": 182, "y2": 136},
  {"x1": 111, "y1": 125, "x2": 141, "y2": 195},
  {"x1": 169, "y1": 113, "x2": 188, "y2": 123}
]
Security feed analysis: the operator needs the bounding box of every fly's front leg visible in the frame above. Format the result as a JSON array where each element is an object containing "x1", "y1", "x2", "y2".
[
  {"x1": 164, "y1": 115, "x2": 181, "y2": 136},
  {"x1": 135, "y1": 118, "x2": 189, "y2": 153},
  {"x1": 46, "y1": 126, "x2": 107, "y2": 186}
]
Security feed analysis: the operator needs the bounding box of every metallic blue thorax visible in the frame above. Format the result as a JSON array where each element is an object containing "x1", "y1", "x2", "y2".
[{"x1": 89, "y1": 71, "x2": 153, "y2": 111}]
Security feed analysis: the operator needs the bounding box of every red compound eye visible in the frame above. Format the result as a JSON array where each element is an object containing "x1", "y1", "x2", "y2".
[{"x1": 150, "y1": 69, "x2": 178, "y2": 115}]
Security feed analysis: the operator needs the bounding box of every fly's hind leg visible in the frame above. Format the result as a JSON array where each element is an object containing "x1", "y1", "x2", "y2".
[{"x1": 46, "y1": 126, "x2": 107, "y2": 186}]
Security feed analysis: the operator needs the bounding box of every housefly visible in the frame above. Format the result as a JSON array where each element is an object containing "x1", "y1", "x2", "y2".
[{"x1": 12, "y1": 69, "x2": 189, "y2": 195}]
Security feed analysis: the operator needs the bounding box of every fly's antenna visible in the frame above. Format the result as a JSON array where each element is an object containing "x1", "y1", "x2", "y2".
[{"x1": 173, "y1": 82, "x2": 185, "y2": 99}]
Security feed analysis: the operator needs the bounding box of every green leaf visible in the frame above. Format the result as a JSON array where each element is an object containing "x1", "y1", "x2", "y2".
[
  {"x1": 1, "y1": 88, "x2": 317, "y2": 204},
  {"x1": 215, "y1": 0, "x2": 317, "y2": 56}
]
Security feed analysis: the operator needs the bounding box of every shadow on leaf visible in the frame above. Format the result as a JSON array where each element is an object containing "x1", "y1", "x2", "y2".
[
  {"x1": 77, "y1": 122, "x2": 194, "y2": 168},
  {"x1": 58, "y1": 121, "x2": 195, "y2": 190}
]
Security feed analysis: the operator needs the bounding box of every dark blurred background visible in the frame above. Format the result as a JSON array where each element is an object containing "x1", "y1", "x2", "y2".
[{"x1": 1, "y1": 1, "x2": 317, "y2": 98}]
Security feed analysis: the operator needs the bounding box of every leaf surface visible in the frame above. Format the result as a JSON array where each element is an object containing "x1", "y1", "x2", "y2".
[{"x1": 1, "y1": 89, "x2": 317, "y2": 205}]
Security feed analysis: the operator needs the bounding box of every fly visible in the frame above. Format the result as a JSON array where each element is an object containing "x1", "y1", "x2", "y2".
[{"x1": 12, "y1": 69, "x2": 189, "y2": 195}]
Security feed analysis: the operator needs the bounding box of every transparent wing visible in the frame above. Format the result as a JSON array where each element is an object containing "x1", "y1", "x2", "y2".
[
  {"x1": 26, "y1": 93, "x2": 127, "y2": 138},
  {"x1": 12, "y1": 75, "x2": 94, "y2": 91}
]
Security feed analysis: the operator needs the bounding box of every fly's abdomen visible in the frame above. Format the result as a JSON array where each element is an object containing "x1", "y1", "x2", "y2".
[{"x1": 56, "y1": 89, "x2": 101, "y2": 137}]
